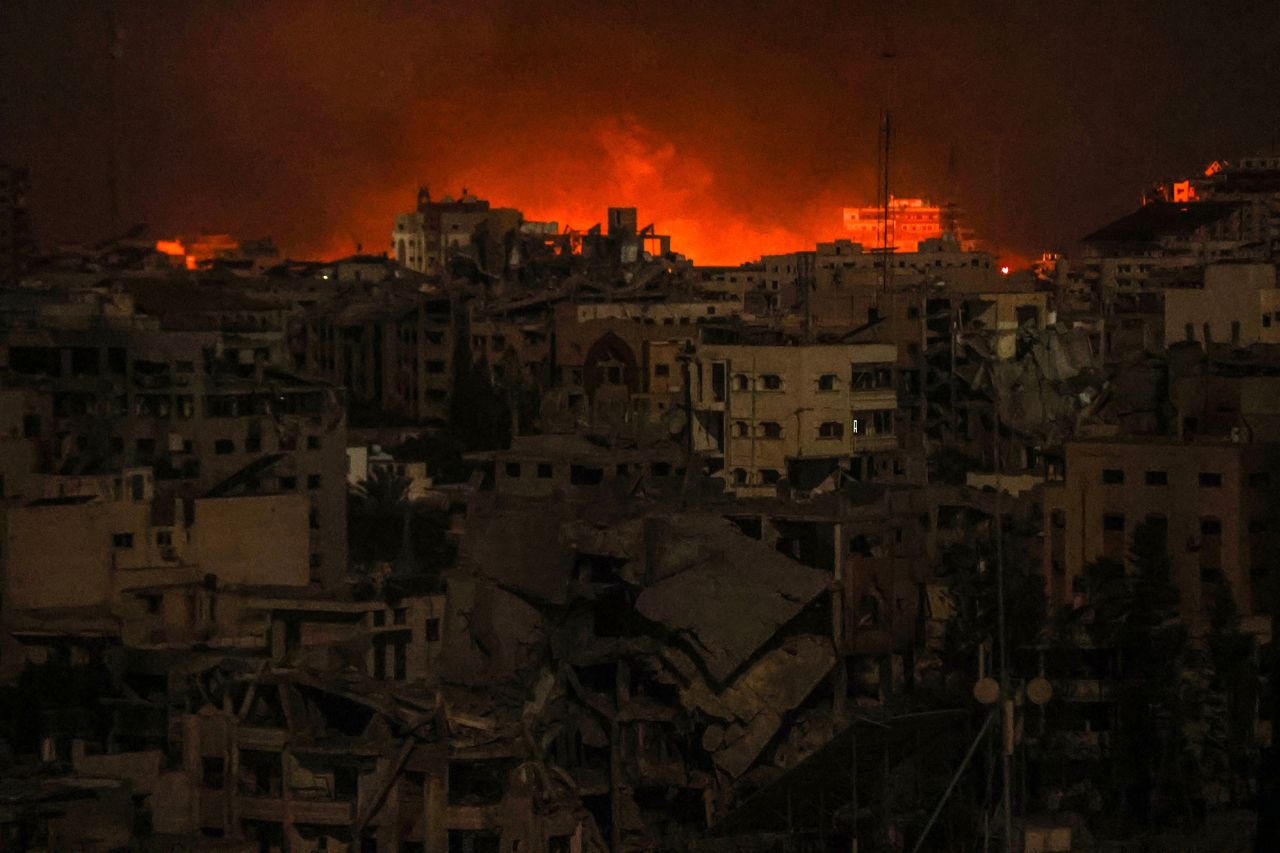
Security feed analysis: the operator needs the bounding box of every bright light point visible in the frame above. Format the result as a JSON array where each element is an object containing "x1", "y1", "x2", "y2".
[{"x1": 1000, "y1": 265, "x2": 1010, "y2": 275}]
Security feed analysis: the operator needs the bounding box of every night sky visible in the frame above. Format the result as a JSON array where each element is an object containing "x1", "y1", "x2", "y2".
[{"x1": 3, "y1": 0, "x2": 1280, "y2": 265}]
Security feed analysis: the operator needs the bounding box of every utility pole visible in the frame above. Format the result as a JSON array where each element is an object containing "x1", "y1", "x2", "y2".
[
  {"x1": 994, "y1": 400, "x2": 1013, "y2": 853},
  {"x1": 104, "y1": 0, "x2": 123, "y2": 235},
  {"x1": 878, "y1": 110, "x2": 892, "y2": 294}
]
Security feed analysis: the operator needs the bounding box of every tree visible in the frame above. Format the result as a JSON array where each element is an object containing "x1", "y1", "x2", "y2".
[{"x1": 347, "y1": 467, "x2": 453, "y2": 595}]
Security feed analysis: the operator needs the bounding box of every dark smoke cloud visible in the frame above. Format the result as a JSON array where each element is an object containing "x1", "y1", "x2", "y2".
[{"x1": 3, "y1": 0, "x2": 1280, "y2": 264}]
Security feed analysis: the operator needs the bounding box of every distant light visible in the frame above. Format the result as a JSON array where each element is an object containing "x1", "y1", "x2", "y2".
[{"x1": 1000, "y1": 265, "x2": 1010, "y2": 275}]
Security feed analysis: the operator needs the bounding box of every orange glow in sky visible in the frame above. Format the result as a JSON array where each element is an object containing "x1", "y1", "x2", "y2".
[{"x1": 311, "y1": 119, "x2": 856, "y2": 266}]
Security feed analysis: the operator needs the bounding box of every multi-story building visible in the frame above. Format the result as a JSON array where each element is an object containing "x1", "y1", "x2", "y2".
[
  {"x1": 1079, "y1": 200, "x2": 1260, "y2": 357},
  {"x1": 842, "y1": 196, "x2": 948, "y2": 253},
  {"x1": 297, "y1": 286, "x2": 456, "y2": 427},
  {"x1": 690, "y1": 342, "x2": 901, "y2": 494},
  {"x1": 1147, "y1": 155, "x2": 1280, "y2": 255},
  {"x1": 1041, "y1": 437, "x2": 1280, "y2": 625},
  {"x1": 1163, "y1": 262, "x2": 1280, "y2": 347},
  {"x1": 0, "y1": 301, "x2": 348, "y2": 588},
  {"x1": 391, "y1": 188, "x2": 521, "y2": 276}
]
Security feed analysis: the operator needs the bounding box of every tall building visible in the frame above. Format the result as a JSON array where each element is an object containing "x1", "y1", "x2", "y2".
[
  {"x1": 0, "y1": 292, "x2": 348, "y2": 589},
  {"x1": 391, "y1": 187, "x2": 511, "y2": 275},
  {"x1": 842, "y1": 196, "x2": 947, "y2": 253},
  {"x1": 690, "y1": 341, "x2": 902, "y2": 494}
]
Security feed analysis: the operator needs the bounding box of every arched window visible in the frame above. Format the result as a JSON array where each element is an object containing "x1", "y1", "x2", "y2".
[
  {"x1": 760, "y1": 421, "x2": 782, "y2": 439},
  {"x1": 732, "y1": 468, "x2": 748, "y2": 485},
  {"x1": 818, "y1": 421, "x2": 844, "y2": 439},
  {"x1": 733, "y1": 421, "x2": 750, "y2": 438}
]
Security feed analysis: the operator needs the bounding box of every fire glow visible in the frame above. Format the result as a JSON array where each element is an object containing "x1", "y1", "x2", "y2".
[
  {"x1": 312, "y1": 119, "x2": 858, "y2": 266},
  {"x1": 154, "y1": 240, "x2": 197, "y2": 269}
]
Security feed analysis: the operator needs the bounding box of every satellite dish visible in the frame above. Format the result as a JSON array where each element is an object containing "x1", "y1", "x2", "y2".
[
  {"x1": 973, "y1": 677, "x2": 1000, "y2": 705},
  {"x1": 1027, "y1": 677, "x2": 1054, "y2": 706}
]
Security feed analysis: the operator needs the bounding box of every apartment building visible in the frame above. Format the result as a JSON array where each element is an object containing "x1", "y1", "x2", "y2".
[
  {"x1": 1041, "y1": 437, "x2": 1280, "y2": 624},
  {"x1": 0, "y1": 315, "x2": 348, "y2": 588},
  {"x1": 297, "y1": 286, "x2": 456, "y2": 426},
  {"x1": 691, "y1": 342, "x2": 900, "y2": 494}
]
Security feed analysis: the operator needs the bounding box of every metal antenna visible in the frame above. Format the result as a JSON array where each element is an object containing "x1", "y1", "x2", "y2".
[{"x1": 104, "y1": 0, "x2": 123, "y2": 235}]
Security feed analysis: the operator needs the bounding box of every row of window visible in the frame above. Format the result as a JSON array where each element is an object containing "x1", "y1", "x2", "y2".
[
  {"x1": 1094, "y1": 513, "x2": 1276, "y2": 536},
  {"x1": 503, "y1": 460, "x2": 680, "y2": 482},
  {"x1": 1100, "y1": 468, "x2": 1271, "y2": 488},
  {"x1": 728, "y1": 411, "x2": 895, "y2": 441},
  {"x1": 727, "y1": 365, "x2": 896, "y2": 394},
  {"x1": 112, "y1": 530, "x2": 174, "y2": 549}
]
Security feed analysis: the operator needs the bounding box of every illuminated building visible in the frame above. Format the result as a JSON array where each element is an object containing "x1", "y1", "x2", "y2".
[
  {"x1": 842, "y1": 196, "x2": 948, "y2": 253},
  {"x1": 391, "y1": 187, "x2": 518, "y2": 275}
]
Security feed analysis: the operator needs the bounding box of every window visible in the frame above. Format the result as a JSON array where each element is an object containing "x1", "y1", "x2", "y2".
[
  {"x1": 855, "y1": 409, "x2": 894, "y2": 435},
  {"x1": 310, "y1": 553, "x2": 322, "y2": 570},
  {"x1": 651, "y1": 462, "x2": 672, "y2": 476},
  {"x1": 818, "y1": 421, "x2": 844, "y2": 439},
  {"x1": 855, "y1": 361, "x2": 896, "y2": 389},
  {"x1": 733, "y1": 374, "x2": 749, "y2": 391},
  {"x1": 136, "y1": 437, "x2": 156, "y2": 455},
  {"x1": 732, "y1": 468, "x2": 748, "y2": 485},
  {"x1": 505, "y1": 462, "x2": 521, "y2": 478},
  {"x1": 570, "y1": 465, "x2": 604, "y2": 485},
  {"x1": 214, "y1": 438, "x2": 234, "y2": 455},
  {"x1": 1201, "y1": 518, "x2": 1223, "y2": 536},
  {"x1": 817, "y1": 374, "x2": 838, "y2": 391},
  {"x1": 156, "y1": 530, "x2": 172, "y2": 547},
  {"x1": 537, "y1": 463, "x2": 553, "y2": 479},
  {"x1": 309, "y1": 508, "x2": 320, "y2": 529},
  {"x1": 760, "y1": 469, "x2": 781, "y2": 485},
  {"x1": 1199, "y1": 472, "x2": 1223, "y2": 487},
  {"x1": 142, "y1": 594, "x2": 162, "y2": 615},
  {"x1": 760, "y1": 374, "x2": 783, "y2": 390},
  {"x1": 393, "y1": 608, "x2": 407, "y2": 626},
  {"x1": 760, "y1": 421, "x2": 782, "y2": 439},
  {"x1": 1102, "y1": 513, "x2": 1126, "y2": 560},
  {"x1": 278, "y1": 476, "x2": 297, "y2": 490},
  {"x1": 112, "y1": 532, "x2": 134, "y2": 549},
  {"x1": 307, "y1": 435, "x2": 321, "y2": 450},
  {"x1": 732, "y1": 421, "x2": 750, "y2": 438},
  {"x1": 307, "y1": 474, "x2": 322, "y2": 490},
  {"x1": 654, "y1": 364, "x2": 670, "y2": 377},
  {"x1": 425, "y1": 618, "x2": 441, "y2": 642},
  {"x1": 1144, "y1": 470, "x2": 1167, "y2": 485},
  {"x1": 202, "y1": 757, "x2": 225, "y2": 789},
  {"x1": 1102, "y1": 468, "x2": 1124, "y2": 485}
]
